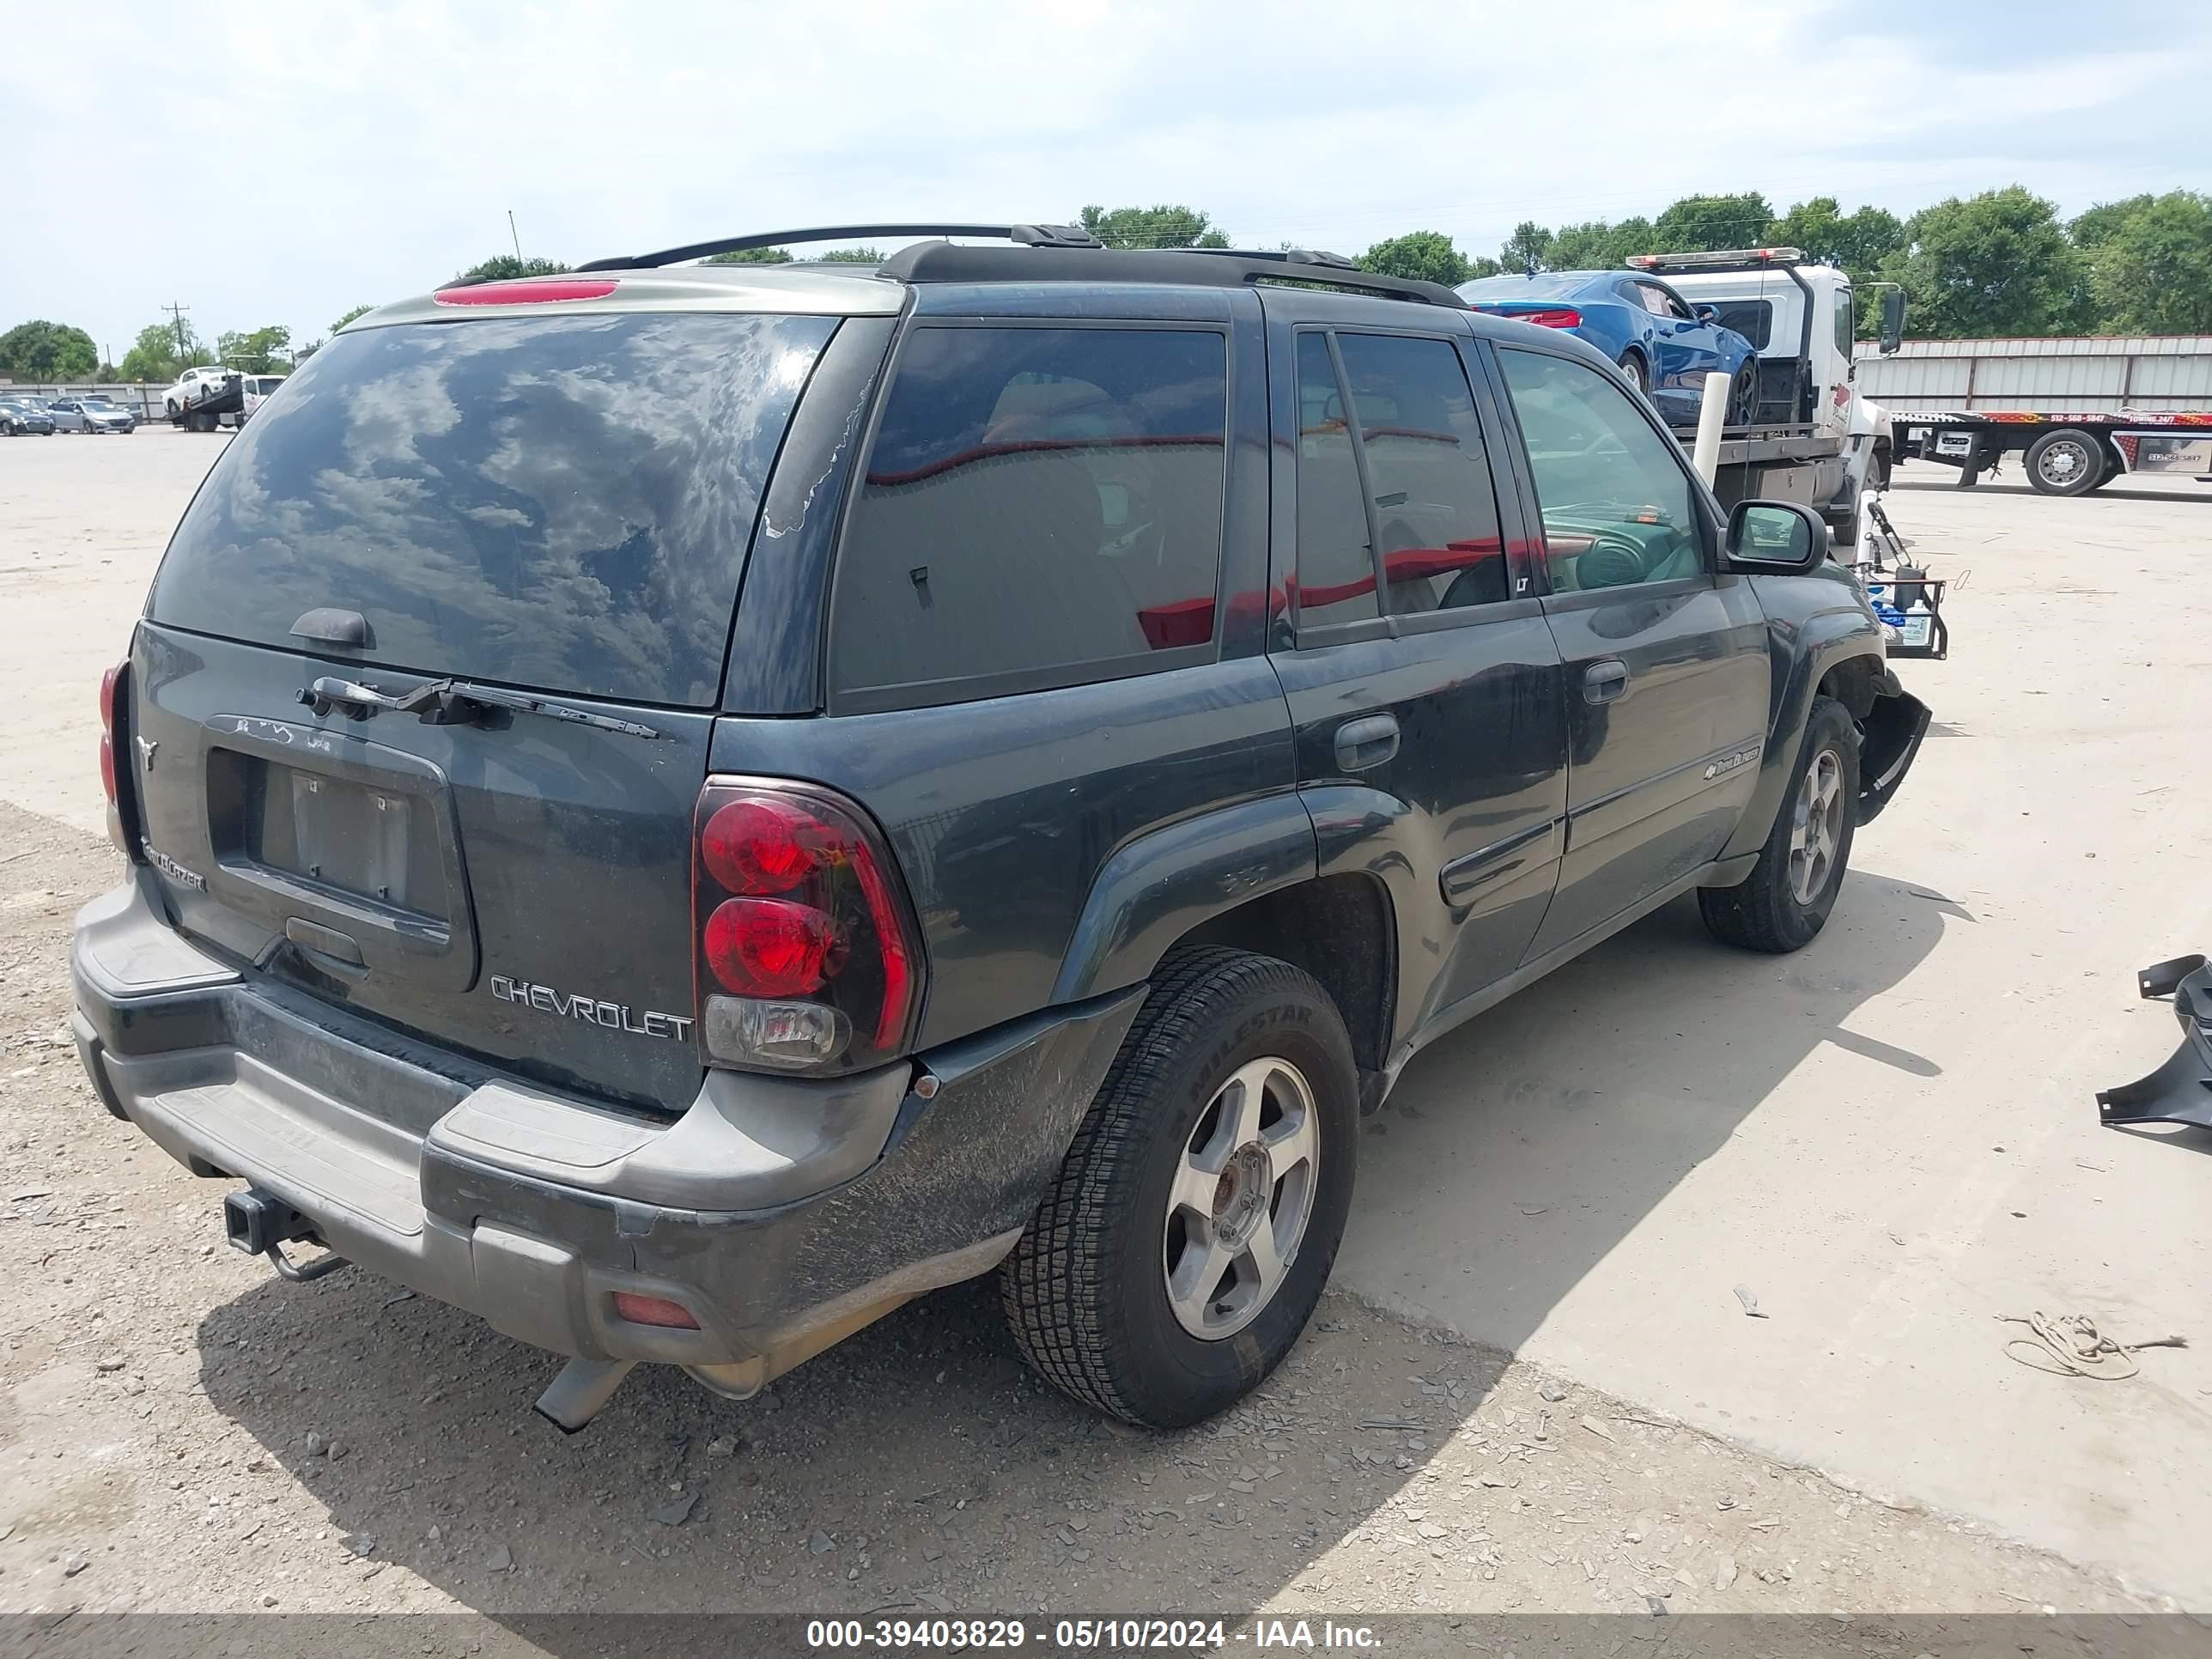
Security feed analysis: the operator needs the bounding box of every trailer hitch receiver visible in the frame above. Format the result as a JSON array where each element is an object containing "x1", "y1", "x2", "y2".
[{"x1": 224, "y1": 1188, "x2": 350, "y2": 1282}]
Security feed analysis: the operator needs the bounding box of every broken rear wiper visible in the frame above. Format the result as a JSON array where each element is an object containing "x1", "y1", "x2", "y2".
[{"x1": 298, "y1": 676, "x2": 661, "y2": 740}]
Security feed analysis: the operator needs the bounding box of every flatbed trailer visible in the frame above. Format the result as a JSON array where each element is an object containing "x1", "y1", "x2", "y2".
[
  {"x1": 1697, "y1": 422, "x2": 1848, "y2": 516},
  {"x1": 1893, "y1": 409, "x2": 2212, "y2": 496}
]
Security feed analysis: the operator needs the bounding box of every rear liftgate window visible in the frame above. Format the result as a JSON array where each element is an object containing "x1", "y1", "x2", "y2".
[
  {"x1": 150, "y1": 312, "x2": 836, "y2": 708},
  {"x1": 830, "y1": 326, "x2": 1228, "y2": 708}
]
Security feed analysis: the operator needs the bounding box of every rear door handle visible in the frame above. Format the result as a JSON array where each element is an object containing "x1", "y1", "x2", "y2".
[
  {"x1": 1334, "y1": 714, "x2": 1400, "y2": 772},
  {"x1": 1583, "y1": 660, "x2": 1630, "y2": 704}
]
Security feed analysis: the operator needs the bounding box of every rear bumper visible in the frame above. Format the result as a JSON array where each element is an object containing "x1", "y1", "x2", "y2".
[{"x1": 73, "y1": 876, "x2": 1141, "y2": 1376}]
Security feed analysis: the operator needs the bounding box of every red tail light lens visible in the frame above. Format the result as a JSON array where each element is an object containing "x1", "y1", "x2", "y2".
[
  {"x1": 691, "y1": 781, "x2": 924, "y2": 1074},
  {"x1": 703, "y1": 897, "x2": 835, "y2": 997},
  {"x1": 1520, "y1": 308, "x2": 1583, "y2": 329},
  {"x1": 99, "y1": 659, "x2": 129, "y2": 851},
  {"x1": 702, "y1": 797, "x2": 829, "y2": 895},
  {"x1": 100, "y1": 664, "x2": 120, "y2": 808}
]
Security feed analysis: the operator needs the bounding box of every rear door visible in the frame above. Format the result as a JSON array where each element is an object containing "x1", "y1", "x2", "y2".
[
  {"x1": 1484, "y1": 341, "x2": 1770, "y2": 957},
  {"x1": 1263, "y1": 296, "x2": 1568, "y2": 1029},
  {"x1": 131, "y1": 307, "x2": 843, "y2": 1115}
]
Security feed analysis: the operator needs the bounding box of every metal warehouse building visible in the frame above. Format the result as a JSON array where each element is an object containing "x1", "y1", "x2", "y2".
[{"x1": 1855, "y1": 335, "x2": 2212, "y2": 412}]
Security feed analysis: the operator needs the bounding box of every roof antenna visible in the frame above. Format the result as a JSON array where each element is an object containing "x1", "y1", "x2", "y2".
[{"x1": 507, "y1": 210, "x2": 522, "y2": 263}]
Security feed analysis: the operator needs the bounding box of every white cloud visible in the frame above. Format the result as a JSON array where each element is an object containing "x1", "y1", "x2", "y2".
[{"x1": 1, "y1": 0, "x2": 2202, "y2": 357}]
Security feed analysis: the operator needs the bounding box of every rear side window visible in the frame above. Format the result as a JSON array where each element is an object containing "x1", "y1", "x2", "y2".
[
  {"x1": 830, "y1": 325, "x2": 1227, "y2": 706},
  {"x1": 1716, "y1": 301, "x2": 1772, "y2": 349},
  {"x1": 1334, "y1": 333, "x2": 1510, "y2": 613},
  {"x1": 150, "y1": 312, "x2": 834, "y2": 707}
]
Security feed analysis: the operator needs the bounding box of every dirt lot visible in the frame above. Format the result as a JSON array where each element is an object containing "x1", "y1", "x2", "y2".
[{"x1": 0, "y1": 430, "x2": 2206, "y2": 1635}]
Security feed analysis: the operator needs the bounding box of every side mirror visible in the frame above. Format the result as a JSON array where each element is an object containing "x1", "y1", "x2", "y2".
[
  {"x1": 1725, "y1": 500, "x2": 1829, "y2": 573},
  {"x1": 1879, "y1": 290, "x2": 1906, "y2": 356},
  {"x1": 1693, "y1": 303, "x2": 1720, "y2": 324}
]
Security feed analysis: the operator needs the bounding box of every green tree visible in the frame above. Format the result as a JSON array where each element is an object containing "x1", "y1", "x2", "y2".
[
  {"x1": 0, "y1": 319, "x2": 99, "y2": 381},
  {"x1": 117, "y1": 319, "x2": 211, "y2": 384},
  {"x1": 1890, "y1": 186, "x2": 2087, "y2": 337},
  {"x1": 1650, "y1": 192, "x2": 1774, "y2": 253},
  {"x1": 705, "y1": 245, "x2": 884, "y2": 264},
  {"x1": 216, "y1": 325, "x2": 294, "y2": 374},
  {"x1": 1498, "y1": 221, "x2": 1554, "y2": 274},
  {"x1": 331, "y1": 304, "x2": 375, "y2": 333},
  {"x1": 2086, "y1": 191, "x2": 2212, "y2": 333},
  {"x1": 1463, "y1": 255, "x2": 1502, "y2": 280},
  {"x1": 1766, "y1": 197, "x2": 1904, "y2": 276},
  {"x1": 1358, "y1": 230, "x2": 1474, "y2": 286},
  {"x1": 1077, "y1": 204, "x2": 1231, "y2": 249},
  {"x1": 1546, "y1": 216, "x2": 1655, "y2": 270},
  {"x1": 453, "y1": 254, "x2": 570, "y2": 282},
  {"x1": 2069, "y1": 195, "x2": 2156, "y2": 250}
]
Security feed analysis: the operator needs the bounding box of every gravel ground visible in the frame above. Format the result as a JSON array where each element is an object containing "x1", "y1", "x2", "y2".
[{"x1": 0, "y1": 806, "x2": 2169, "y2": 1635}]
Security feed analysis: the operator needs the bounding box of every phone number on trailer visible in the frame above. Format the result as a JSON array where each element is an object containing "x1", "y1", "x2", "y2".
[{"x1": 805, "y1": 1619, "x2": 1230, "y2": 1650}]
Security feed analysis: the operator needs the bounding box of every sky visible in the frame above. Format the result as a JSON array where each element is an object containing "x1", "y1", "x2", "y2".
[{"x1": 3, "y1": 0, "x2": 2206, "y2": 365}]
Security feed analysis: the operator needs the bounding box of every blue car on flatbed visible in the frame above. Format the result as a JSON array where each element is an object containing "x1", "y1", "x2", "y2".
[{"x1": 1458, "y1": 269, "x2": 1759, "y2": 429}]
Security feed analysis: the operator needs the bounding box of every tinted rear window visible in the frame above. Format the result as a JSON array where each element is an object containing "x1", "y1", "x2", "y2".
[
  {"x1": 1715, "y1": 301, "x2": 1772, "y2": 349},
  {"x1": 830, "y1": 325, "x2": 1227, "y2": 707},
  {"x1": 151, "y1": 312, "x2": 836, "y2": 707}
]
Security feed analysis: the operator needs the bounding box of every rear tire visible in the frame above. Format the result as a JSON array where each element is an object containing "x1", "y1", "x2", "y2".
[
  {"x1": 2024, "y1": 428, "x2": 2106, "y2": 496},
  {"x1": 1699, "y1": 696, "x2": 1859, "y2": 954},
  {"x1": 1726, "y1": 364, "x2": 1759, "y2": 427},
  {"x1": 1618, "y1": 350, "x2": 1650, "y2": 398},
  {"x1": 1001, "y1": 946, "x2": 1358, "y2": 1428}
]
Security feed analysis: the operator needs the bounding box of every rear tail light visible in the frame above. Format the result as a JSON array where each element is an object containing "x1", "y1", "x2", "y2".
[
  {"x1": 692, "y1": 780, "x2": 923, "y2": 1074},
  {"x1": 99, "y1": 659, "x2": 131, "y2": 854},
  {"x1": 1519, "y1": 308, "x2": 1583, "y2": 329}
]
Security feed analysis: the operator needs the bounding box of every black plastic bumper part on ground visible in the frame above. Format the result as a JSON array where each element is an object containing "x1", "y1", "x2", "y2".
[
  {"x1": 2097, "y1": 954, "x2": 2212, "y2": 1133},
  {"x1": 71, "y1": 873, "x2": 1144, "y2": 1374}
]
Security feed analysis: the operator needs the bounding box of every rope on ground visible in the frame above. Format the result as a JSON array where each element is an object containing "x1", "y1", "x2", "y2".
[{"x1": 1996, "y1": 1311, "x2": 2188, "y2": 1380}]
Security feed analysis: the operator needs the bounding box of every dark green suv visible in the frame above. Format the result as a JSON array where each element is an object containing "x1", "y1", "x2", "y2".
[{"x1": 75, "y1": 225, "x2": 1928, "y2": 1431}]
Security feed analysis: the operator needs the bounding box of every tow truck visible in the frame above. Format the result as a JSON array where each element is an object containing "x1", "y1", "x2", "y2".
[
  {"x1": 166, "y1": 369, "x2": 246, "y2": 433},
  {"x1": 1626, "y1": 247, "x2": 1888, "y2": 545}
]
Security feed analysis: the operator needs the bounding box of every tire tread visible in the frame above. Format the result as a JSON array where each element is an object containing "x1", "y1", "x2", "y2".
[{"x1": 1000, "y1": 946, "x2": 1345, "y2": 1424}]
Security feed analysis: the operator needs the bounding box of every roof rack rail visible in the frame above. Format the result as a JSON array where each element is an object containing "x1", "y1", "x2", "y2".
[
  {"x1": 577, "y1": 222, "x2": 1101, "y2": 271},
  {"x1": 877, "y1": 241, "x2": 1465, "y2": 307}
]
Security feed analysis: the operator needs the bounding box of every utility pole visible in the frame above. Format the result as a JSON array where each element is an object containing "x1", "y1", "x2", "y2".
[
  {"x1": 508, "y1": 210, "x2": 522, "y2": 263},
  {"x1": 162, "y1": 301, "x2": 191, "y2": 362}
]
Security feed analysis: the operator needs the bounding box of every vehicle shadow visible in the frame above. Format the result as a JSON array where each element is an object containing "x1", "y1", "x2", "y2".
[
  {"x1": 191, "y1": 865, "x2": 1946, "y2": 1630},
  {"x1": 1336, "y1": 866, "x2": 1947, "y2": 1352}
]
